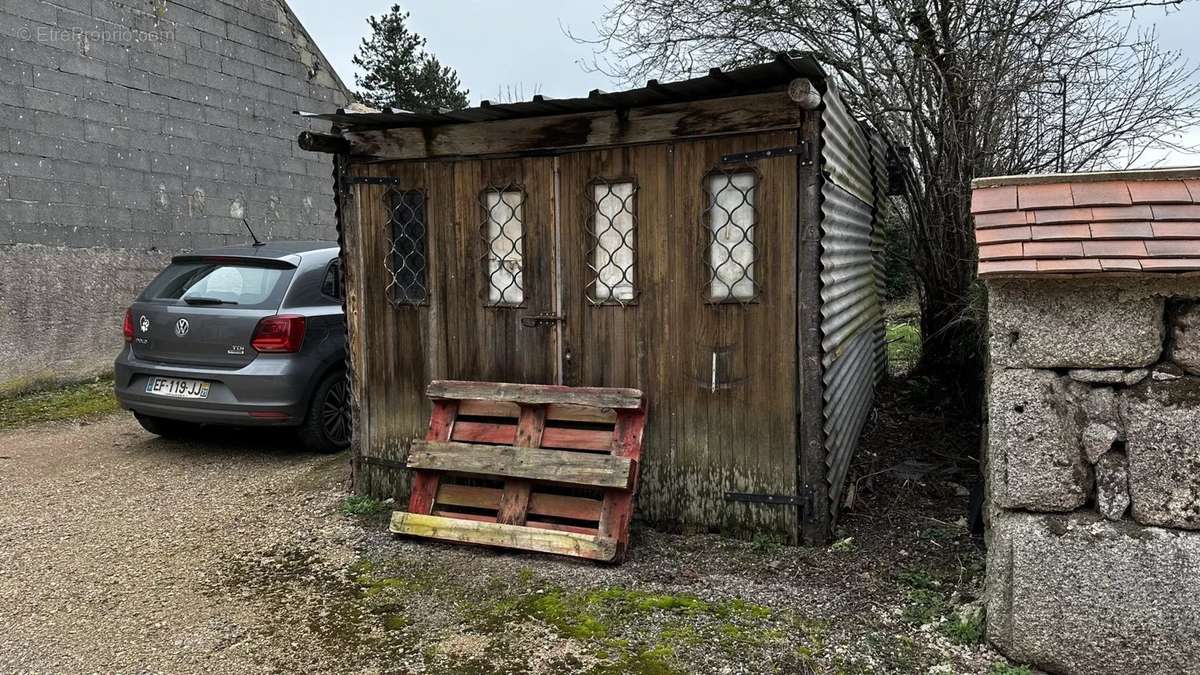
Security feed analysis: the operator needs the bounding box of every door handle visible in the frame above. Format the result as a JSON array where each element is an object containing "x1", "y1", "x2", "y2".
[{"x1": 521, "y1": 312, "x2": 564, "y2": 328}]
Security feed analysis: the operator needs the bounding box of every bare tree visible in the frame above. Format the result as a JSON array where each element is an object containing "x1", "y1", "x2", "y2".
[{"x1": 580, "y1": 0, "x2": 1200, "y2": 390}]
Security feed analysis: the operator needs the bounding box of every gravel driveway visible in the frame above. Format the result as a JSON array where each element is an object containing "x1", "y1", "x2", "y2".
[
  {"x1": 0, "y1": 405, "x2": 1007, "y2": 674},
  {"x1": 0, "y1": 415, "x2": 357, "y2": 673}
]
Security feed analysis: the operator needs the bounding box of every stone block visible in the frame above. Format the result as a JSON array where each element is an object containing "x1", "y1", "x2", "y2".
[
  {"x1": 1121, "y1": 379, "x2": 1200, "y2": 530},
  {"x1": 989, "y1": 369, "x2": 1090, "y2": 511},
  {"x1": 1068, "y1": 368, "x2": 1149, "y2": 385},
  {"x1": 1172, "y1": 301, "x2": 1200, "y2": 376},
  {"x1": 1095, "y1": 452, "x2": 1131, "y2": 520},
  {"x1": 986, "y1": 511, "x2": 1200, "y2": 675},
  {"x1": 988, "y1": 279, "x2": 1165, "y2": 368}
]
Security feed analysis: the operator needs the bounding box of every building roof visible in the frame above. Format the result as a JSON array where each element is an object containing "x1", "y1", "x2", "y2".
[
  {"x1": 971, "y1": 168, "x2": 1200, "y2": 277},
  {"x1": 298, "y1": 52, "x2": 827, "y2": 132}
]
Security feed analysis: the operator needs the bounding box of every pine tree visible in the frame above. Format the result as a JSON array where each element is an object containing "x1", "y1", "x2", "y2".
[{"x1": 352, "y1": 6, "x2": 469, "y2": 113}]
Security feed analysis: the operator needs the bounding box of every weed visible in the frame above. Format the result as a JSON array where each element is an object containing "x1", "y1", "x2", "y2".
[
  {"x1": 0, "y1": 377, "x2": 118, "y2": 430},
  {"x1": 990, "y1": 664, "x2": 1034, "y2": 675},
  {"x1": 830, "y1": 536, "x2": 858, "y2": 553},
  {"x1": 901, "y1": 588, "x2": 949, "y2": 626},
  {"x1": 897, "y1": 568, "x2": 940, "y2": 591},
  {"x1": 341, "y1": 495, "x2": 386, "y2": 516},
  {"x1": 750, "y1": 532, "x2": 784, "y2": 554},
  {"x1": 940, "y1": 611, "x2": 984, "y2": 645},
  {"x1": 886, "y1": 321, "x2": 921, "y2": 375}
]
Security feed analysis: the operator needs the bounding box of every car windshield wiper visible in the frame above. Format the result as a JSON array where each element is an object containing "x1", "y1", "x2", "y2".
[{"x1": 183, "y1": 296, "x2": 237, "y2": 305}]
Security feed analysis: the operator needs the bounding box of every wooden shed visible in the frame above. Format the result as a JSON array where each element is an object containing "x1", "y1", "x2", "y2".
[{"x1": 301, "y1": 53, "x2": 893, "y2": 544}]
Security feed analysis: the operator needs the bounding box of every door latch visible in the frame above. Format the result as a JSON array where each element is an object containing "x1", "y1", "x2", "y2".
[{"x1": 521, "y1": 312, "x2": 565, "y2": 328}]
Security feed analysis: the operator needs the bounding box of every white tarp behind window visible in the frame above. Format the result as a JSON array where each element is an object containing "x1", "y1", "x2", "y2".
[
  {"x1": 592, "y1": 181, "x2": 636, "y2": 302},
  {"x1": 706, "y1": 172, "x2": 757, "y2": 301},
  {"x1": 484, "y1": 189, "x2": 525, "y2": 306}
]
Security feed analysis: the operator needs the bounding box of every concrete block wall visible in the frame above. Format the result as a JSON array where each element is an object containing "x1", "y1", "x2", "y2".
[
  {"x1": 984, "y1": 277, "x2": 1200, "y2": 674},
  {"x1": 0, "y1": 0, "x2": 351, "y2": 388}
]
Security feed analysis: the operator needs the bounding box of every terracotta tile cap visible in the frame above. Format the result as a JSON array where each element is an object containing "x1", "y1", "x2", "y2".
[
  {"x1": 1071, "y1": 181, "x2": 1132, "y2": 207},
  {"x1": 976, "y1": 226, "x2": 1032, "y2": 244},
  {"x1": 1082, "y1": 240, "x2": 1149, "y2": 258},
  {"x1": 1036, "y1": 259, "x2": 1103, "y2": 273},
  {"x1": 971, "y1": 186, "x2": 1018, "y2": 214},
  {"x1": 979, "y1": 259, "x2": 1038, "y2": 276},
  {"x1": 1030, "y1": 207, "x2": 1094, "y2": 225},
  {"x1": 1145, "y1": 240, "x2": 1200, "y2": 257},
  {"x1": 1089, "y1": 222, "x2": 1154, "y2": 239},
  {"x1": 979, "y1": 242, "x2": 1025, "y2": 260},
  {"x1": 1184, "y1": 179, "x2": 1200, "y2": 203},
  {"x1": 1140, "y1": 258, "x2": 1200, "y2": 271},
  {"x1": 974, "y1": 210, "x2": 1028, "y2": 229},
  {"x1": 1151, "y1": 222, "x2": 1200, "y2": 239},
  {"x1": 1091, "y1": 205, "x2": 1155, "y2": 222},
  {"x1": 1099, "y1": 259, "x2": 1143, "y2": 272},
  {"x1": 1127, "y1": 180, "x2": 1193, "y2": 204},
  {"x1": 1029, "y1": 224, "x2": 1091, "y2": 241},
  {"x1": 1023, "y1": 241, "x2": 1085, "y2": 258},
  {"x1": 1150, "y1": 204, "x2": 1200, "y2": 221},
  {"x1": 1018, "y1": 183, "x2": 1074, "y2": 209}
]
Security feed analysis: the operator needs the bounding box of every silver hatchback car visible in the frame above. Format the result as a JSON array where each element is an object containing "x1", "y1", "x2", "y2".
[{"x1": 114, "y1": 241, "x2": 349, "y2": 453}]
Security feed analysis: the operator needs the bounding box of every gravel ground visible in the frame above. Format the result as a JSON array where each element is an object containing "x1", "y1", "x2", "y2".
[{"x1": 0, "y1": 388, "x2": 1016, "y2": 674}]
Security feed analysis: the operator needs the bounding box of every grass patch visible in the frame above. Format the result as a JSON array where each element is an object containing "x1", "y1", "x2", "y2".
[
  {"x1": 0, "y1": 376, "x2": 118, "y2": 430},
  {"x1": 886, "y1": 321, "x2": 921, "y2": 376},
  {"x1": 897, "y1": 567, "x2": 984, "y2": 645},
  {"x1": 341, "y1": 495, "x2": 387, "y2": 516},
  {"x1": 990, "y1": 665, "x2": 1034, "y2": 675}
]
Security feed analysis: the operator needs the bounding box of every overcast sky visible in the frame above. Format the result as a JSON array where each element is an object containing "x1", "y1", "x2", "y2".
[{"x1": 289, "y1": 0, "x2": 1200, "y2": 166}]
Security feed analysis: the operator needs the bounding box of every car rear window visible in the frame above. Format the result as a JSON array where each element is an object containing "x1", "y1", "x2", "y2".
[{"x1": 143, "y1": 262, "x2": 293, "y2": 309}]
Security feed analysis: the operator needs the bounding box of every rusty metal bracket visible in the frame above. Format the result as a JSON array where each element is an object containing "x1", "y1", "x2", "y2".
[
  {"x1": 724, "y1": 488, "x2": 813, "y2": 507},
  {"x1": 720, "y1": 141, "x2": 812, "y2": 166},
  {"x1": 520, "y1": 312, "x2": 565, "y2": 328}
]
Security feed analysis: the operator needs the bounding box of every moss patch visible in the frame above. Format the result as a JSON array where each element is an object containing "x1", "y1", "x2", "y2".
[{"x1": 0, "y1": 377, "x2": 118, "y2": 430}]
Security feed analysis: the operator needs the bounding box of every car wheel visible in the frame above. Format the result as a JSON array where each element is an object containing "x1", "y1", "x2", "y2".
[
  {"x1": 134, "y1": 413, "x2": 196, "y2": 439},
  {"x1": 299, "y1": 371, "x2": 351, "y2": 454}
]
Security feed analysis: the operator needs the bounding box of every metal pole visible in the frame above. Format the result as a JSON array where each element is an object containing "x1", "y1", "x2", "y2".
[{"x1": 1058, "y1": 73, "x2": 1067, "y2": 173}]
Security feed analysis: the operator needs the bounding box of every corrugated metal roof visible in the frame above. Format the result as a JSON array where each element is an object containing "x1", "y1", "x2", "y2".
[{"x1": 298, "y1": 52, "x2": 827, "y2": 132}]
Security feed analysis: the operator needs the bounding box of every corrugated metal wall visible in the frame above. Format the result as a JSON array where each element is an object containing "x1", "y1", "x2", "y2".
[{"x1": 817, "y1": 83, "x2": 888, "y2": 524}]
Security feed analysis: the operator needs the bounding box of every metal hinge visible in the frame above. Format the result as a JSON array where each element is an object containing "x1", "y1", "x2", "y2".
[
  {"x1": 720, "y1": 141, "x2": 812, "y2": 166},
  {"x1": 346, "y1": 176, "x2": 406, "y2": 185}
]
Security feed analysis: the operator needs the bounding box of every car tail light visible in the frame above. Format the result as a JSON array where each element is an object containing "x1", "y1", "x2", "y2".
[
  {"x1": 123, "y1": 308, "x2": 135, "y2": 343},
  {"x1": 251, "y1": 314, "x2": 306, "y2": 353}
]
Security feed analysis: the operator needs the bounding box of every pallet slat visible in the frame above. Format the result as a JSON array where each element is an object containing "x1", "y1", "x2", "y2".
[
  {"x1": 391, "y1": 512, "x2": 617, "y2": 561},
  {"x1": 428, "y1": 380, "x2": 643, "y2": 410},
  {"x1": 458, "y1": 399, "x2": 618, "y2": 424},
  {"x1": 436, "y1": 484, "x2": 605, "y2": 522},
  {"x1": 408, "y1": 440, "x2": 634, "y2": 489}
]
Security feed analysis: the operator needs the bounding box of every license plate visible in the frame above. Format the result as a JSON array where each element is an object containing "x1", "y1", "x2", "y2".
[{"x1": 145, "y1": 377, "x2": 210, "y2": 399}]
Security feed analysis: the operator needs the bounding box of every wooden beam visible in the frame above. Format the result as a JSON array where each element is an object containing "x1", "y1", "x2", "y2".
[
  {"x1": 406, "y1": 440, "x2": 634, "y2": 489},
  {"x1": 346, "y1": 92, "x2": 802, "y2": 160},
  {"x1": 496, "y1": 404, "x2": 547, "y2": 525},
  {"x1": 390, "y1": 512, "x2": 617, "y2": 561},
  {"x1": 427, "y1": 380, "x2": 643, "y2": 410},
  {"x1": 297, "y1": 131, "x2": 350, "y2": 154}
]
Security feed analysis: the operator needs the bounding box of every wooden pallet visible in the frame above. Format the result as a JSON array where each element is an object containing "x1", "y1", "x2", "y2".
[{"x1": 389, "y1": 380, "x2": 646, "y2": 562}]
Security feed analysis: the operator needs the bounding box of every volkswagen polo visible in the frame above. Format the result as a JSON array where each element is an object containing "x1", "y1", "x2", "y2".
[{"x1": 113, "y1": 241, "x2": 350, "y2": 453}]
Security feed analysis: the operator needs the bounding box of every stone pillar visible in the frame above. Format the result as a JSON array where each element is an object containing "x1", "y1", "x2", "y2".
[{"x1": 973, "y1": 171, "x2": 1200, "y2": 674}]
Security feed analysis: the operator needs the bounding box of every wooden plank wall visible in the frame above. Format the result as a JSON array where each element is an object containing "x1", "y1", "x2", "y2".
[{"x1": 347, "y1": 129, "x2": 802, "y2": 539}]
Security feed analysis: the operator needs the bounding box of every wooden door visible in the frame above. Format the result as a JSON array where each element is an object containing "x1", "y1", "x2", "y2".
[
  {"x1": 426, "y1": 156, "x2": 559, "y2": 385},
  {"x1": 557, "y1": 133, "x2": 800, "y2": 538}
]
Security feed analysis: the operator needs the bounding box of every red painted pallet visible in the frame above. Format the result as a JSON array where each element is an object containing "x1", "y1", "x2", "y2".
[{"x1": 389, "y1": 380, "x2": 647, "y2": 562}]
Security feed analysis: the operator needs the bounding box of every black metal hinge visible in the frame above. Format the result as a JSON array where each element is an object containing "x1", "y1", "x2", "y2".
[
  {"x1": 720, "y1": 141, "x2": 812, "y2": 166},
  {"x1": 346, "y1": 176, "x2": 406, "y2": 185}
]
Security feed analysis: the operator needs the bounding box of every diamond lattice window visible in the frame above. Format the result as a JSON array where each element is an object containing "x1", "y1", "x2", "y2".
[
  {"x1": 587, "y1": 179, "x2": 637, "y2": 305},
  {"x1": 481, "y1": 186, "x2": 525, "y2": 307},
  {"x1": 384, "y1": 189, "x2": 428, "y2": 306},
  {"x1": 704, "y1": 170, "x2": 759, "y2": 302}
]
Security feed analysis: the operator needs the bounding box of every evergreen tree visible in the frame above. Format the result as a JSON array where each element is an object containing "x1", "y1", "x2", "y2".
[{"x1": 352, "y1": 6, "x2": 469, "y2": 113}]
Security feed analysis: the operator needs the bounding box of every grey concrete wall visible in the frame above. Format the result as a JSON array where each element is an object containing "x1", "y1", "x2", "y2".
[
  {"x1": 984, "y1": 277, "x2": 1200, "y2": 674},
  {"x1": 0, "y1": 0, "x2": 350, "y2": 388}
]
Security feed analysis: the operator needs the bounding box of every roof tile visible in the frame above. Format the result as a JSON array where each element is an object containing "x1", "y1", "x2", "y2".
[
  {"x1": 1089, "y1": 221, "x2": 1154, "y2": 239},
  {"x1": 978, "y1": 260, "x2": 1038, "y2": 276},
  {"x1": 1127, "y1": 180, "x2": 1193, "y2": 204},
  {"x1": 979, "y1": 242, "x2": 1025, "y2": 260},
  {"x1": 973, "y1": 210, "x2": 1029, "y2": 228},
  {"x1": 975, "y1": 226, "x2": 1032, "y2": 244},
  {"x1": 1030, "y1": 224, "x2": 1091, "y2": 240},
  {"x1": 1029, "y1": 207, "x2": 1094, "y2": 225},
  {"x1": 1082, "y1": 240, "x2": 1149, "y2": 258},
  {"x1": 1070, "y1": 181, "x2": 1132, "y2": 207},
  {"x1": 1018, "y1": 183, "x2": 1075, "y2": 209},
  {"x1": 1150, "y1": 204, "x2": 1200, "y2": 221},
  {"x1": 1184, "y1": 179, "x2": 1200, "y2": 203},
  {"x1": 1151, "y1": 222, "x2": 1200, "y2": 239},
  {"x1": 1099, "y1": 259, "x2": 1143, "y2": 272},
  {"x1": 1023, "y1": 241, "x2": 1085, "y2": 258},
  {"x1": 1140, "y1": 258, "x2": 1200, "y2": 271},
  {"x1": 1036, "y1": 259, "x2": 1103, "y2": 273},
  {"x1": 1091, "y1": 205, "x2": 1155, "y2": 222},
  {"x1": 971, "y1": 186, "x2": 1019, "y2": 214},
  {"x1": 1145, "y1": 240, "x2": 1200, "y2": 257}
]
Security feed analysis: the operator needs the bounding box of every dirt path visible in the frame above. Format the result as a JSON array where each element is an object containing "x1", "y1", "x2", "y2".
[
  {"x1": 0, "y1": 402, "x2": 1010, "y2": 674},
  {"x1": 0, "y1": 415, "x2": 356, "y2": 673}
]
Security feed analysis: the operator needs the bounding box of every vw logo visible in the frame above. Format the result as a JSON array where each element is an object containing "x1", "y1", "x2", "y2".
[{"x1": 174, "y1": 318, "x2": 190, "y2": 337}]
